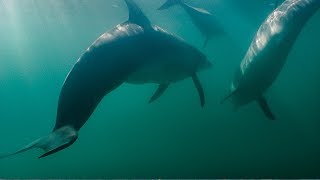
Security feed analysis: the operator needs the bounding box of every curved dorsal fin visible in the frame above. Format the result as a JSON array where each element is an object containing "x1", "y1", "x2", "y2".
[{"x1": 124, "y1": 0, "x2": 151, "y2": 27}]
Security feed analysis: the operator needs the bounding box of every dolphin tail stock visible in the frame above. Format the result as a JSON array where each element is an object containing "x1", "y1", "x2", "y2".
[
  {"x1": 257, "y1": 96, "x2": 276, "y2": 120},
  {"x1": 158, "y1": 0, "x2": 183, "y2": 10},
  {"x1": 0, "y1": 126, "x2": 78, "y2": 159}
]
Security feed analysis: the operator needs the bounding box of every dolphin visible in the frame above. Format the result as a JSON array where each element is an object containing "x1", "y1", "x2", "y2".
[
  {"x1": 221, "y1": 0, "x2": 320, "y2": 120},
  {"x1": 158, "y1": 0, "x2": 224, "y2": 48},
  {"x1": 0, "y1": 0, "x2": 211, "y2": 159}
]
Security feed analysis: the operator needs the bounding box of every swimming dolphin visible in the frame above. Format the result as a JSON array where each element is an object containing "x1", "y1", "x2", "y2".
[
  {"x1": 221, "y1": 0, "x2": 319, "y2": 120},
  {"x1": 0, "y1": 0, "x2": 211, "y2": 159},
  {"x1": 158, "y1": 0, "x2": 224, "y2": 47}
]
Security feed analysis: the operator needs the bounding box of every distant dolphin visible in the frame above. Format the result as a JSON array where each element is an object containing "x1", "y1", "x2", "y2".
[
  {"x1": 158, "y1": 0, "x2": 224, "y2": 47},
  {"x1": 221, "y1": 0, "x2": 320, "y2": 120},
  {"x1": 0, "y1": 0, "x2": 211, "y2": 158}
]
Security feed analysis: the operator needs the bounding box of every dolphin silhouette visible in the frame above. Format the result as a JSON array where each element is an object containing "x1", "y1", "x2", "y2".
[
  {"x1": 221, "y1": 0, "x2": 319, "y2": 120},
  {"x1": 0, "y1": 0, "x2": 211, "y2": 159},
  {"x1": 158, "y1": 0, "x2": 225, "y2": 47}
]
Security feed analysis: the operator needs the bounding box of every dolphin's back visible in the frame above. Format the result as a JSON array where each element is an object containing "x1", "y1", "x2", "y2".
[
  {"x1": 55, "y1": 23, "x2": 148, "y2": 131},
  {"x1": 223, "y1": 0, "x2": 320, "y2": 116},
  {"x1": 0, "y1": 0, "x2": 210, "y2": 159},
  {"x1": 238, "y1": 0, "x2": 320, "y2": 92}
]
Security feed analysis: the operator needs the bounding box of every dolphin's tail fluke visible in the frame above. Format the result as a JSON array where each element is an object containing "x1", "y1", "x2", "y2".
[
  {"x1": 158, "y1": 0, "x2": 182, "y2": 10},
  {"x1": 0, "y1": 126, "x2": 78, "y2": 159}
]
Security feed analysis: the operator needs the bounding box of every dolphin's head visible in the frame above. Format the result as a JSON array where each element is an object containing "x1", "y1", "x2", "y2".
[
  {"x1": 184, "y1": 48, "x2": 212, "y2": 73},
  {"x1": 170, "y1": 45, "x2": 213, "y2": 77},
  {"x1": 196, "y1": 53, "x2": 212, "y2": 71}
]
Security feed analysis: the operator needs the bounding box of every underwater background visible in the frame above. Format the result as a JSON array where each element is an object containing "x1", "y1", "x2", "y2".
[{"x1": 0, "y1": 0, "x2": 319, "y2": 178}]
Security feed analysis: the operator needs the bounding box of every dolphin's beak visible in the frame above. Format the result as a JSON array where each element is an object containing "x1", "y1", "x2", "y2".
[
  {"x1": 198, "y1": 58, "x2": 213, "y2": 72},
  {"x1": 205, "y1": 59, "x2": 213, "y2": 69}
]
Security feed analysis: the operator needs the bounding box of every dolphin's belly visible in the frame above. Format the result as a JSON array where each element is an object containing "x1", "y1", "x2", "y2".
[
  {"x1": 126, "y1": 26, "x2": 207, "y2": 85},
  {"x1": 231, "y1": 0, "x2": 320, "y2": 108},
  {"x1": 238, "y1": 46, "x2": 289, "y2": 94},
  {"x1": 237, "y1": 0, "x2": 320, "y2": 95},
  {"x1": 126, "y1": 61, "x2": 190, "y2": 84},
  {"x1": 231, "y1": 12, "x2": 295, "y2": 104}
]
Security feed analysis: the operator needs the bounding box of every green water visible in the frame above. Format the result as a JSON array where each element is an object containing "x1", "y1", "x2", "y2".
[{"x1": 0, "y1": 0, "x2": 320, "y2": 178}]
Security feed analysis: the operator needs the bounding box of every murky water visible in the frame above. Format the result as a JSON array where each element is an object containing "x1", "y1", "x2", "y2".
[{"x1": 0, "y1": 0, "x2": 319, "y2": 178}]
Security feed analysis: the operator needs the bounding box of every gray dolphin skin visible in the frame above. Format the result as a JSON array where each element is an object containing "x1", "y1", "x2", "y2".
[
  {"x1": 221, "y1": 0, "x2": 320, "y2": 120},
  {"x1": 158, "y1": 0, "x2": 224, "y2": 47},
  {"x1": 0, "y1": 0, "x2": 211, "y2": 159}
]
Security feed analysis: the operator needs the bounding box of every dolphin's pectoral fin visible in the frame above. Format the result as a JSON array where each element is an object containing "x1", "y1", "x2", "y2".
[
  {"x1": 149, "y1": 84, "x2": 170, "y2": 104},
  {"x1": 220, "y1": 89, "x2": 238, "y2": 104},
  {"x1": 0, "y1": 126, "x2": 78, "y2": 159},
  {"x1": 192, "y1": 74, "x2": 205, "y2": 107},
  {"x1": 257, "y1": 96, "x2": 276, "y2": 120}
]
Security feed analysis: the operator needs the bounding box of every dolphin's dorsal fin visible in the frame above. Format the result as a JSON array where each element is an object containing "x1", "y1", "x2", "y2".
[{"x1": 124, "y1": 0, "x2": 151, "y2": 27}]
